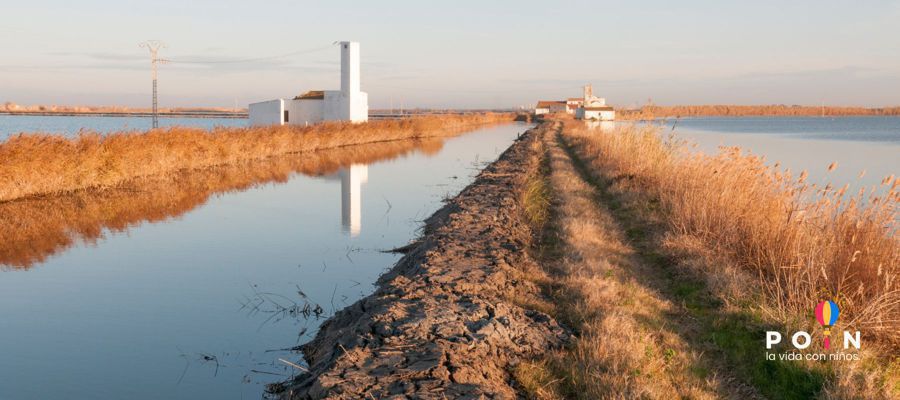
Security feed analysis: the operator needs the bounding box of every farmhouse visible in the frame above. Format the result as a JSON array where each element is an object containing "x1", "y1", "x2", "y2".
[
  {"x1": 565, "y1": 98, "x2": 583, "y2": 114},
  {"x1": 249, "y1": 41, "x2": 368, "y2": 126},
  {"x1": 534, "y1": 100, "x2": 566, "y2": 115},
  {"x1": 575, "y1": 84, "x2": 615, "y2": 121}
]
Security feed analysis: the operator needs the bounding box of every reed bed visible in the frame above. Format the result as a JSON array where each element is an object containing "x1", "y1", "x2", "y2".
[
  {"x1": 564, "y1": 121, "x2": 899, "y2": 349},
  {"x1": 0, "y1": 113, "x2": 512, "y2": 202},
  {"x1": 0, "y1": 137, "x2": 446, "y2": 269}
]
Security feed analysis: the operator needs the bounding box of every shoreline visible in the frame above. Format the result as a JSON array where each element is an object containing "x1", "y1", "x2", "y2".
[
  {"x1": 270, "y1": 122, "x2": 568, "y2": 398},
  {"x1": 0, "y1": 113, "x2": 513, "y2": 203}
]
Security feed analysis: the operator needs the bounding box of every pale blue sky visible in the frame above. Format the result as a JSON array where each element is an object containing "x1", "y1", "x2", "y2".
[{"x1": 1, "y1": 0, "x2": 898, "y2": 109}]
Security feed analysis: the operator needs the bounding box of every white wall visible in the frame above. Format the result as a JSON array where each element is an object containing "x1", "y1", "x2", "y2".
[
  {"x1": 323, "y1": 90, "x2": 368, "y2": 123},
  {"x1": 577, "y1": 109, "x2": 616, "y2": 121},
  {"x1": 249, "y1": 99, "x2": 284, "y2": 126},
  {"x1": 323, "y1": 90, "x2": 344, "y2": 121},
  {"x1": 283, "y1": 99, "x2": 324, "y2": 126}
]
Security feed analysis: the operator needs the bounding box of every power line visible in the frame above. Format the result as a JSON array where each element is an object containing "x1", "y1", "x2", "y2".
[{"x1": 167, "y1": 45, "x2": 332, "y2": 65}]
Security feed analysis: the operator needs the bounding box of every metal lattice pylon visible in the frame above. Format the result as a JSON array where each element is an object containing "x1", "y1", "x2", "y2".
[{"x1": 139, "y1": 41, "x2": 168, "y2": 128}]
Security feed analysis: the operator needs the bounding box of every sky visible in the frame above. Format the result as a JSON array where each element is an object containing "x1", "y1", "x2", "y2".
[{"x1": 1, "y1": 0, "x2": 899, "y2": 109}]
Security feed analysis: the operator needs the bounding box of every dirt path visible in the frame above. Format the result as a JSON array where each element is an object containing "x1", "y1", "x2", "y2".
[
  {"x1": 514, "y1": 124, "x2": 762, "y2": 399},
  {"x1": 271, "y1": 123, "x2": 568, "y2": 399}
]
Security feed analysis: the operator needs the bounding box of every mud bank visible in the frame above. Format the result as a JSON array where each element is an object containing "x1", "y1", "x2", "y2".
[{"x1": 271, "y1": 122, "x2": 566, "y2": 399}]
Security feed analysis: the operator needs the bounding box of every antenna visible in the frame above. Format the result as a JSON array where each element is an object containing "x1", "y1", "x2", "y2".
[{"x1": 139, "y1": 40, "x2": 168, "y2": 128}]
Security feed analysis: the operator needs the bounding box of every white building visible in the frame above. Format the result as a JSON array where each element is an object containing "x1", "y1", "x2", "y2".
[
  {"x1": 534, "y1": 100, "x2": 566, "y2": 115},
  {"x1": 249, "y1": 41, "x2": 368, "y2": 126},
  {"x1": 565, "y1": 98, "x2": 583, "y2": 114},
  {"x1": 575, "y1": 84, "x2": 615, "y2": 121}
]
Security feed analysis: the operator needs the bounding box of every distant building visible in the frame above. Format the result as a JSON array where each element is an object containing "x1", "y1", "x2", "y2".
[
  {"x1": 534, "y1": 100, "x2": 566, "y2": 115},
  {"x1": 575, "y1": 84, "x2": 615, "y2": 121},
  {"x1": 249, "y1": 41, "x2": 368, "y2": 126},
  {"x1": 565, "y1": 98, "x2": 583, "y2": 114}
]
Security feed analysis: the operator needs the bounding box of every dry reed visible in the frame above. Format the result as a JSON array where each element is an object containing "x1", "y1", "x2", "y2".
[
  {"x1": 0, "y1": 113, "x2": 512, "y2": 202},
  {"x1": 564, "y1": 121, "x2": 899, "y2": 349},
  {"x1": 0, "y1": 137, "x2": 446, "y2": 269}
]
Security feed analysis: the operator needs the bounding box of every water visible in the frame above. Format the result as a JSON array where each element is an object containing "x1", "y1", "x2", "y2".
[
  {"x1": 0, "y1": 122, "x2": 529, "y2": 399},
  {"x1": 0, "y1": 115, "x2": 247, "y2": 141},
  {"x1": 655, "y1": 117, "x2": 900, "y2": 192}
]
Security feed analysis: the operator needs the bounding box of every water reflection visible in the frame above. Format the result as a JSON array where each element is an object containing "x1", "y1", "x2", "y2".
[
  {"x1": 585, "y1": 120, "x2": 616, "y2": 132},
  {"x1": 340, "y1": 164, "x2": 369, "y2": 236},
  {"x1": 0, "y1": 138, "x2": 444, "y2": 269}
]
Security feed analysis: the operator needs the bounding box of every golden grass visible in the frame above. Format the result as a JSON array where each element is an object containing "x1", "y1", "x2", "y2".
[
  {"x1": 563, "y1": 121, "x2": 899, "y2": 350},
  {"x1": 619, "y1": 105, "x2": 900, "y2": 119},
  {"x1": 0, "y1": 113, "x2": 512, "y2": 202},
  {"x1": 0, "y1": 137, "x2": 446, "y2": 269},
  {"x1": 515, "y1": 124, "x2": 753, "y2": 399}
]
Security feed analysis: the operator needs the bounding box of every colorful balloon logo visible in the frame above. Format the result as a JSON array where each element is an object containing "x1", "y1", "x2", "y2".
[{"x1": 815, "y1": 300, "x2": 840, "y2": 349}]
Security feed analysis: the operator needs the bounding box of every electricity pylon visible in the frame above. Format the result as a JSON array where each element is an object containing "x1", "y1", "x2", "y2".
[{"x1": 139, "y1": 41, "x2": 168, "y2": 128}]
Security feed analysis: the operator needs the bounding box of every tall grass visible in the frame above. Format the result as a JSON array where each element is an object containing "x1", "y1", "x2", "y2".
[
  {"x1": 0, "y1": 113, "x2": 512, "y2": 202},
  {"x1": 0, "y1": 137, "x2": 447, "y2": 269},
  {"x1": 565, "y1": 121, "x2": 899, "y2": 349}
]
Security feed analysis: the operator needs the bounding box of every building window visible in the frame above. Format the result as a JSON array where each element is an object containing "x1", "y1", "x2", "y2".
[
  {"x1": 343, "y1": 44, "x2": 348, "y2": 49},
  {"x1": 284, "y1": 110, "x2": 289, "y2": 123}
]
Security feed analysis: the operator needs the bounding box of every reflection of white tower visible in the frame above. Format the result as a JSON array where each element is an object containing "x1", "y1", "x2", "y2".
[{"x1": 340, "y1": 164, "x2": 369, "y2": 237}]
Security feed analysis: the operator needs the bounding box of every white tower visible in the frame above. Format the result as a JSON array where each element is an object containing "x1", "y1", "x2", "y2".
[
  {"x1": 338, "y1": 41, "x2": 368, "y2": 122},
  {"x1": 341, "y1": 41, "x2": 360, "y2": 94}
]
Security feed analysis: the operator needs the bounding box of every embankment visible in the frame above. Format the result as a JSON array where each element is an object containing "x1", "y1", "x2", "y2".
[
  {"x1": 270, "y1": 123, "x2": 568, "y2": 398},
  {"x1": 0, "y1": 113, "x2": 512, "y2": 202}
]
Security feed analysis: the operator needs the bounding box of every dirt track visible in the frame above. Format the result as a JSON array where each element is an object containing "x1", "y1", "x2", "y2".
[{"x1": 272, "y1": 122, "x2": 567, "y2": 399}]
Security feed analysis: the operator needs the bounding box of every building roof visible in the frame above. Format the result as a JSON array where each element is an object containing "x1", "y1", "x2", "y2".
[
  {"x1": 295, "y1": 90, "x2": 325, "y2": 100},
  {"x1": 582, "y1": 106, "x2": 615, "y2": 111},
  {"x1": 536, "y1": 100, "x2": 566, "y2": 108},
  {"x1": 567, "y1": 98, "x2": 584, "y2": 102}
]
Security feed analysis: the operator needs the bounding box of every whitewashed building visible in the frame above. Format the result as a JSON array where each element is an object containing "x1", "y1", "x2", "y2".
[
  {"x1": 249, "y1": 41, "x2": 368, "y2": 126},
  {"x1": 534, "y1": 100, "x2": 566, "y2": 115},
  {"x1": 575, "y1": 84, "x2": 615, "y2": 121},
  {"x1": 565, "y1": 98, "x2": 583, "y2": 114}
]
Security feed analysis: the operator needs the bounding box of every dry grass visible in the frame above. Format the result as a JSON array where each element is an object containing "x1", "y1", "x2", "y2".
[
  {"x1": 564, "y1": 121, "x2": 899, "y2": 346},
  {"x1": 0, "y1": 113, "x2": 512, "y2": 202},
  {"x1": 0, "y1": 137, "x2": 446, "y2": 269},
  {"x1": 514, "y1": 123, "x2": 754, "y2": 399},
  {"x1": 561, "y1": 120, "x2": 899, "y2": 397}
]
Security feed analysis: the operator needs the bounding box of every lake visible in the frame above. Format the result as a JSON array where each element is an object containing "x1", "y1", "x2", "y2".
[
  {"x1": 656, "y1": 117, "x2": 900, "y2": 194},
  {"x1": 0, "y1": 114, "x2": 247, "y2": 141},
  {"x1": 0, "y1": 119, "x2": 529, "y2": 399}
]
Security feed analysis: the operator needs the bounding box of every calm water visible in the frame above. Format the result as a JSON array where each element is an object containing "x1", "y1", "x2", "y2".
[
  {"x1": 0, "y1": 115, "x2": 247, "y2": 141},
  {"x1": 0, "y1": 122, "x2": 529, "y2": 399},
  {"x1": 655, "y1": 117, "x2": 900, "y2": 192}
]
